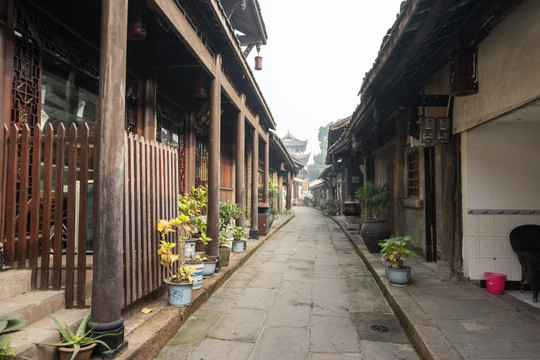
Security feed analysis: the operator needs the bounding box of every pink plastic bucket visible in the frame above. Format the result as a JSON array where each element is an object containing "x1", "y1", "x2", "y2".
[{"x1": 484, "y1": 272, "x2": 506, "y2": 295}]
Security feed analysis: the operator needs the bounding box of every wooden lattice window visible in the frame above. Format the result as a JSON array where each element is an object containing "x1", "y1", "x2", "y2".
[
  {"x1": 407, "y1": 150, "x2": 419, "y2": 196},
  {"x1": 11, "y1": 35, "x2": 41, "y2": 128},
  {"x1": 195, "y1": 126, "x2": 209, "y2": 187}
]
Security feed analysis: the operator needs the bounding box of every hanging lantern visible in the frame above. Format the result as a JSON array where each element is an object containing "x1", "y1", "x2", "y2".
[
  {"x1": 255, "y1": 56, "x2": 262, "y2": 71},
  {"x1": 451, "y1": 47, "x2": 478, "y2": 96},
  {"x1": 254, "y1": 43, "x2": 262, "y2": 71},
  {"x1": 128, "y1": 0, "x2": 147, "y2": 41},
  {"x1": 194, "y1": 75, "x2": 207, "y2": 99}
]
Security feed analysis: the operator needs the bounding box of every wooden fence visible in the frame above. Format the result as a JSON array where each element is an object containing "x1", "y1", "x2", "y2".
[{"x1": 2, "y1": 123, "x2": 179, "y2": 309}]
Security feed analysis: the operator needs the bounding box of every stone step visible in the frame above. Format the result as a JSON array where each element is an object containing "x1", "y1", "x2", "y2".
[
  {"x1": 10, "y1": 308, "x2": 89, "y2": 360},
  {"x1": 0, "y1": 269, "x2": 31, "y2": 301},
  {"x1": 0, "y1": 289, "x2": 65, "y2": 326}
]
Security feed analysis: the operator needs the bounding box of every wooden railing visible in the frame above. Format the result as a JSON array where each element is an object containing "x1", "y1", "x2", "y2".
[
  {"x1": 2, "y1": 123, "x2": 179, "y2": 309},
  {"x1": 122, "y1": 132, "x2": 179, "y2": 307}
]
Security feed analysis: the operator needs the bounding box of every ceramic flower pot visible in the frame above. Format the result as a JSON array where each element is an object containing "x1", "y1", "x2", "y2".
[
  {"x1": 184, "y1": 262, "x2": 203, "y2": 289},
  {"x1": 164, "y1": 278, "x2": 193, "y2": 307},
  {"x1": 202, "y1": 259, "x2": 217, "y2": 278},
  {"x1": 58, "y1": 343, "x2": 96, "y2": 360},
  {"x1": 231, "y1": 239, "x2": 246, "y2": 253},
  {"x1": 184, "y1": 240, "x2": 197, "y2": 257},
  {"x1": 360, "y1": 221, "x2": 391, "y2": 253},
  {"x1": 387, "y1": 266, "x2": 411, "y2": 287}
]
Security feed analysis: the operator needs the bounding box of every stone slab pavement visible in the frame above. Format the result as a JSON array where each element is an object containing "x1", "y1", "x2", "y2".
[
  {"x1": 332, "y1": 212, "x2": 540, "y2": 360},
  {"x1": 154, "y1": 206, "x2": 420, "y2": 360}
]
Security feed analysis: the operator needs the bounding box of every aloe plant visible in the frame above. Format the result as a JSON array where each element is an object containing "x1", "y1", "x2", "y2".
[
  {"x1": 35, "y1": 309, "x2": 117, "y2": 360},
  {"x1": 0, "y1": 313, "x2": 26, "y2": 359}
]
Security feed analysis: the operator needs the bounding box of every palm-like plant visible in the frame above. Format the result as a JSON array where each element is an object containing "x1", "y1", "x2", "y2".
[
  {"x1": 355, "y1": 182, "x2": 392, "y2": 221},
  {"x1": 35, "y1": 309, "x2": 117, "y2": 360}
]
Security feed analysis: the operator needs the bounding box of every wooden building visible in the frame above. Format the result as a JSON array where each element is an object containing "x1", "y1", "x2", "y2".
[
  {"x1": 326, "y1": 0, "x2": 539, "y2": 286},
  {"x1": 0, "y1": 0, "x2": 297, "y2": 357}
]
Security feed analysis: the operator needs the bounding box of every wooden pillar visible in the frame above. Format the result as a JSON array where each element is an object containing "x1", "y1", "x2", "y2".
[
  {"x1": 249, "y1": 122, "x2": 259, "y2": 239},
  {"x1": 142, "y1": 66, "x2": 156, "y2": 140},
  {"x1": 286, "y1": 171, "x2": 292, "y2": 210},
  {"x1": 235, "y1": 95, "x2": 246, "y2": 228},
  {"x1": 89, "y1": 0, "x2": 128, "y2": 356},
  {"x1": 277, "y1": 175, "x2": 282, "y2": 213},
  {"x1": 263, "y1": 138, "x2": 269, "y2": 203},
  {"x1": 207, "y1": 55, "x2": 221, "y2": 256},
  {"x1": 0, "y1": 0, "x2": 9, "y2": 241},
  {"x1": 185, "y1": 111, "x2": 197, "y2": 193},
  {"x1": 435, "y1": 138, "x2": 458, "y2": 280}
]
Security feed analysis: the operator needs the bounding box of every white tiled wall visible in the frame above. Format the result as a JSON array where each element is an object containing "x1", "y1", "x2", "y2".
[
  {"x1": 461, "y1": 120, "x2": 540, "y2": 282},
  {"x1": 463, "y1": 214, "x2": 540, "y2": 281}
]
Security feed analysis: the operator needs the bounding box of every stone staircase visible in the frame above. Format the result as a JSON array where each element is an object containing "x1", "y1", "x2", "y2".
[{"x1": 0, "y1": 269, "x2": 90, "y2": 359}]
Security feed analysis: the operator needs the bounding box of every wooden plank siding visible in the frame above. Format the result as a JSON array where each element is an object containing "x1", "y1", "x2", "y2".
[{"x1": 2, "y1": 124, "x2": 180, "y2": 309}]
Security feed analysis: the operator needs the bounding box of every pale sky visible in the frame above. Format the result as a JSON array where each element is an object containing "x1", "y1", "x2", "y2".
[{"x1": 250, "y1": 0, "x2": 404, "y2": 163}]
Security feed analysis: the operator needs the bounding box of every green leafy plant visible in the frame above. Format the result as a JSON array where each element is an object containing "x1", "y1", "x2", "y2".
[
  {"x1": 219, "y1": 202, "x2": 245, "y2": 231},
  {"x1": 355, "y1": 182, "x2": 392, "y2": 221},
  {"x1": 219, "y1": 232, "x2": 231, "y2": 247},
  {"x1": 232, "y1": 226, "x2": 244, "y2": 241},
  {"x1": 34, "y1": 309, "x2": 118, "y2": 360},
  {"x1": 378, "y1": 236, "x2": 422, "y2": 269},
  {"x1": 189, "y1": 184, "x2": 208, "y2": 216},
  {"x1": 324, "y1": 198, "x2": 340, "y2": 216},
  {"x1": 0, "y1": 313, "x2": 26, "y2": 359},
  {"x1": 258, "y1": 180, "x2": 280, "y2": 206}
]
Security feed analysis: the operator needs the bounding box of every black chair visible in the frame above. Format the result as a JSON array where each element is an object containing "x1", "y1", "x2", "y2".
[{"x1": 509, "y1": 224, "x2": 540, "y2": 302}]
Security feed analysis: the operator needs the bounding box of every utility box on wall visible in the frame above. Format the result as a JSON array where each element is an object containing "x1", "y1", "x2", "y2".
[{"x1": 419, "y1": 117, "x2": 450, "y2": 146}]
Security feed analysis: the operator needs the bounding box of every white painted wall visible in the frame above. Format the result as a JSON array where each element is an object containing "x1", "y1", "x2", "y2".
[{"x1": 462, "y1": 120, "x2": 540, "y2": 281}]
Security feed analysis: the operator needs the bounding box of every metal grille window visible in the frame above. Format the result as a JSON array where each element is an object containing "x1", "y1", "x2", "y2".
[{"x1": 407, "y1": 150, "x2": 419, "y2": 196}]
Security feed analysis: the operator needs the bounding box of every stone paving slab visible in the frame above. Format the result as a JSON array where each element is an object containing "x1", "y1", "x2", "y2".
[
  {"x1": 152, "y1": 208, "x2": 420, "y2": 359},
  {"x1": 187, "y1": 338, "x2": 253, "y2": 360},
  {"x1": 208, "y1": 307, "x2": 268, "y2": 342},
  {"x1": 251, "y1": 326, "x2": 309, "y2": 360}
]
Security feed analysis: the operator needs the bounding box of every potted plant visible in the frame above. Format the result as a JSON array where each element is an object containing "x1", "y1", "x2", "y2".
[
  {"x1": 356, "y1": 182, "x2": 392, "y2": 253},
  {"x1": 202, "y1": 255, "x2": 218, "y2": 278},
  {"x1": 231, "y1": 226, "x2": 246, "y2": 253},
  {"x1": 218, "y1": 232, "x2": 232, "y2": 267},
  {"x1": 34, "y1": 309, "x2": 118, "y2": 360},
  {"x1": 219, "y1": 202, "x2": 245, "y2": 253},
  {"x1": 1, "y1": 313, "x2": 26, "y2": 359},
  {"x1": 378, "y1": 235, "x2": 421, "y2": 286},
  {"x1": 157, "y1": 219, "x2": 196, "y2": 304}
]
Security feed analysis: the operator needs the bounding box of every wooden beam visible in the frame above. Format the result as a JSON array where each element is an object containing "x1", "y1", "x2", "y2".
[
  {"x1": 149, "y1": 0, "x2": 216, "y2": 75},
  {"x1": 378, "y1": 0, "x2": 449, "y2": 90},
  {"x1": 149, "y1": 0, "x2": 272, "y2": 138}
]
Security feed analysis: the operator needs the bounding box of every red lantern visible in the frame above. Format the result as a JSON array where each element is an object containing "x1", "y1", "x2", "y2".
[
  {"x1": 128, "y1": 0, "x2": 147, "y2": 41},
  {"x1": 255, "y1": 56, "x2": 262, "y2": 71},
  {"x1": 451, "y1": 47, "x2": 478, "y2": 96},
  {"x1": 194, "y1": 75, "x2": 207, "y2": 99}
]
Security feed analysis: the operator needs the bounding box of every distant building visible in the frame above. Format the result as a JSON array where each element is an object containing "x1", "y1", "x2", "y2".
[{"x1": 281, "y1": 132, "x2": 310, "y2": 204}]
